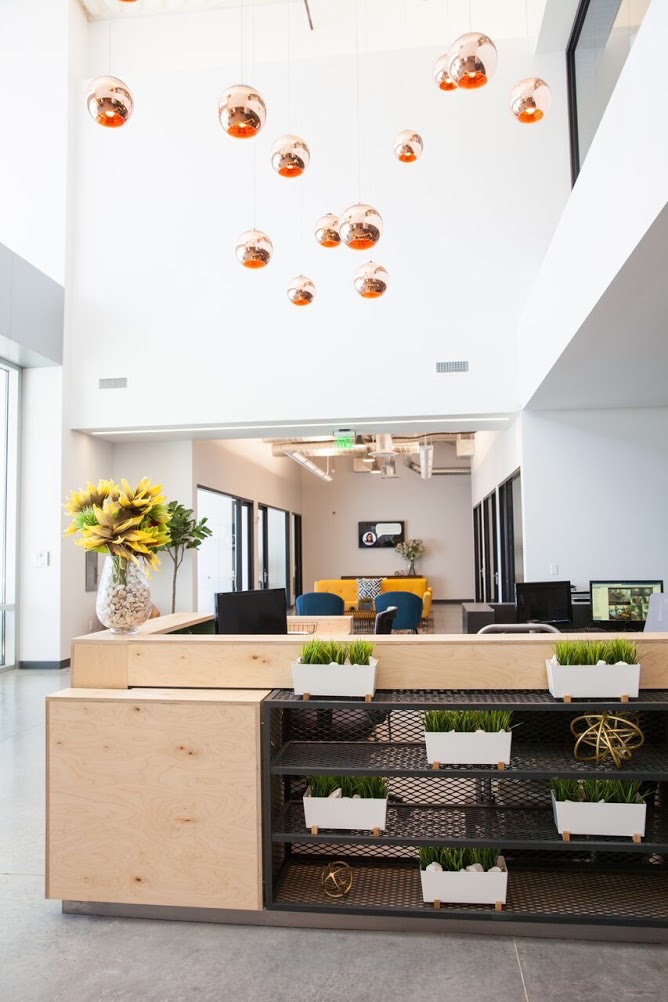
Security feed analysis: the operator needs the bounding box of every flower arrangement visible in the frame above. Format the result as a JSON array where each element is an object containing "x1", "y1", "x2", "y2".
[
  {"x1": 64, "y1": 478, "x2": 171, "y2": 569},
  {"x1": 395, "y1": 537, "x2": 425, "y2": 575}
]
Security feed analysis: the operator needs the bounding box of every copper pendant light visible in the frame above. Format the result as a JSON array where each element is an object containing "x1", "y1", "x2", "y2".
[
  {"x1": 433, "y1": 53, "x2": 457, "y2": 91},
  {"x1": 354, "y1": 262, "x2": 387, "y2": 299},
  {"x1": 287, "y1": 276, "x2": 316, "y2": 306},
  {"x1": 314, "y1": 214, "x2": 341, "y2": 248},
  {"x1": 235, "y1": 230, "x2": 272, "y2": 269},
  {"x1": 510, "y1": 77, "x2": 551, "y2": 123},
  {"x1": 447, "y1": 32, "x2": 498, "y2": 90},
  {"x1": 219, "y1": 85, "x2": 266, "y2": 139},
  {"x1": 340, "y1": 204, "x2": 383, "y2": 251},
  {"x1": 87, "y1": 75, "x2": 134, "y2": 128},
  {"x1": 393, "y1": 130, "x2": 423, "y2": 163},
  {"x1": 271, "y1": 134, "x2": 310, "y2": 177}
]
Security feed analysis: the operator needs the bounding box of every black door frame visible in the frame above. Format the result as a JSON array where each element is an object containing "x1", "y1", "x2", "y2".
[
  {"x1": 473, "y1": 503, "x2": 483, "y2": 602},
  {"x1": 482, "y1": 490, "x2": 499, "y2": 603},
  {"x1": 292, "y1": 513, "x2": 303, "y2": 600}
]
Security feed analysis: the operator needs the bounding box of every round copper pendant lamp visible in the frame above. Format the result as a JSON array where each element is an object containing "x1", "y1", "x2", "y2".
[
  {"x1": 447, "y1": 32, "x2": 498, "y2": 90},
  {"x1": 315, "y1": 214, "x2": 341, "y2": 248},
  {"x1": 235, "y1": 230, "x2": 273, "y2": 269},
  {"x1": 86, "y1": 75, "x2": 134, "y2": 128},
  {"x1": 393, "y1": 130, "x2": 423, "y2": 163},
  {"x1": 354, "y1": 262, "x2": 388, "y2": 299},
  {"x1": 219, "y1": 85, "x2": 267, "y2": 139},
  {"x1": 433, "y1": 53, "x2": 457, "y2": 91},
  {"x1": 287, "y1": 276, "x2": 316, "y2": 306},
  {"x1": 510, "y1": 77, "x2": 551, "y2": 123},
  {"x1": 339, "y1": 204, "x2": 383, "y2": 250},
  {"x1": 271, "y1": 135, "x2": 310, "y2": 177}
]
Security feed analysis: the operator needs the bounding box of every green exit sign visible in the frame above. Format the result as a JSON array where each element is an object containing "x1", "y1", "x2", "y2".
[{"x1": 336, "y1": 436, "x2": 354, "y2": 450}]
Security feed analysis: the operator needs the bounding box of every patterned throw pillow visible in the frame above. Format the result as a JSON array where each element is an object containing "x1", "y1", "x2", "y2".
[{"x1": 357, "y1": 577, "x2": 383, "y2": 601}]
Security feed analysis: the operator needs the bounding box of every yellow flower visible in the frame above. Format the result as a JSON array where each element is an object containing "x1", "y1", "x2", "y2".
[
  {"x1": 118, "y1": 478, "x2": 166, "y2": 516},
  {"x1": 64, "y1": 479, "x2": 120, "y2": 534}
]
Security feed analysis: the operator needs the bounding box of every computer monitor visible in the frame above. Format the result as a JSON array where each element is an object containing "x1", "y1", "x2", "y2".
[
  {"x1": 590, "y1": 580, "x2": 664, "y2": 627},
  {"x1": 515, "y1": 581, "x2": 572, "y2": 625},
  {"x1": 215, "y1": 588, "x2": 288, "y2": 635}
]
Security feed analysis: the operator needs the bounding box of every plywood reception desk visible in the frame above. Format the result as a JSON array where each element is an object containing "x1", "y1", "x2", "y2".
[{"x1": 47, "y1": 614, "x2": 668, "y2": 938}]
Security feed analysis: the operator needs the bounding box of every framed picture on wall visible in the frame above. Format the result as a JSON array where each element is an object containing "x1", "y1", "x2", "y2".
[
  {"x1": 85, "y1": 551, "x2": 99, "y2": 592},
  {"x1": 358, "y1": 521, "x2": 405, "y2": 549}
]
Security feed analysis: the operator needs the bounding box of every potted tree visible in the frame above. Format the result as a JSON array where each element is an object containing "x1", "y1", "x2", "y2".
[
  {"x1": 158, "y1": 501, "x2": 212, "y2": 614},
  {"x1": 422, "y1": 709, "x2": 513, "y2": 768},
  {"x1": 546, "y1": 639, "x2": 640, "y2": 700},
  {"x1": 551, "y1": 778, "x2": 648, "y2": 841},
  {"x1": 291, "y1": 639, "x2": 378, "y2": 700},
  {"x1": 419, "y1": 847, "x2": 508, "y2": 908},
  {"x1": 303, "y1": 775, "x2": 388, "y2": 833}
]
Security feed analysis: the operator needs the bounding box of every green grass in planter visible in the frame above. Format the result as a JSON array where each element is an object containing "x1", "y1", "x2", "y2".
[
  {"x1": 347, "y1": 639, "x2": 374, "y2": 666},
  {"x1": 300, "y1": 639, "x2": 347, "y2": 665},
  {"x1": 422, "y1": 709, "x2": 513, "y2": 733},
  {"x1": 553, "y1": 639, "x2": 638, "y2": 666},
  {"x1": 551, "y1": 777, "x2": 648, "y2": 804},
  {"x1": 307, "y1": 775, "x2": 340, "y2": 798},
  {"x1": 307, "y1": 775, "x2": 388, "y2": 799},
  {"x1": 604, "y1": 639, "x2": 639, "y2": 665},
  {"x1": 419, "y1": 846, "x2": 502, "y2": 872},
  {"x1": 355, "y1": 776, "x2": 388, "y2": 799}
]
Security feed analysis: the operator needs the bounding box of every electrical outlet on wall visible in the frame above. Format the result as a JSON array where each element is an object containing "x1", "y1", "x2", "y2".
[
  {"x1": 549, "y1": 563, "x2": 558, "y2": 575},
  {"x1": 33, "y1": 551, "x2": 50, "y2": 567}
]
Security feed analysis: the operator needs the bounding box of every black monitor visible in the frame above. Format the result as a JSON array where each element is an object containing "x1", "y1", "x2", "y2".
[
  {"x1": 215, "y1": 588, "x2": 288, "y2": 635},
  {"x1": 515, "y1": 581, "x2": 572, "y2": 625},
  {"x1": 590, "y1": 580, "x2": 663, "y2": 628}
]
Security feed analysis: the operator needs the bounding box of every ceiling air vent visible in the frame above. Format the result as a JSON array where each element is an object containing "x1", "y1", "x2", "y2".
[
  {"x1": 98, "y1": 377, "x2": 128, "y2": 390},
  {"x1": 436, "y1": 360, "x2": 469, "y2": 373}
]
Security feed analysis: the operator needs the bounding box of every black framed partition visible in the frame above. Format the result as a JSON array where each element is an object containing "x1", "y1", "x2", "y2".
[
  {"x1": 196, "y1": 487, "x2": 254, "y2": 611},
  {"x1": 498, "y1": 471, "x2": 523, "y2": 603}
]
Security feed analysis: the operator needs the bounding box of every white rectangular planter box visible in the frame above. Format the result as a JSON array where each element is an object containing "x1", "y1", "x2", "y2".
[
  {"x1": 546, "y1": 660, "x2": 640, "y2": 699},
  {"x1": 291, "y1": 658, "x2": 378, "y2": 698},
  {"x1": 423, "y1": 730, "x2": 512, "y2": 766},
  {"x1": 551, "y1": 791, "x2": 646, "y2": 838},
  {"x1": 303, "y1": 791, "x2": 388, "y2": 831},
  {"x1": 420, "y1": 857, "x2": 508, "y2": 905}
]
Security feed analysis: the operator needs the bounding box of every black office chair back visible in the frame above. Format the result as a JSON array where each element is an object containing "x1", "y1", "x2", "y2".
[{"x1": 375, "y1": 606, "x2": 398, "y2": 634}]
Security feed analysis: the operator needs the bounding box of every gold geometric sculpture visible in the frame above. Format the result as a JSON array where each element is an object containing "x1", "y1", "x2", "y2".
[
  {"x1": 571, "y1": 713, "x2": 645, "y2": 768},
  {"x1": 321, "y1": 861, "x2": 353, "y2": 899}
]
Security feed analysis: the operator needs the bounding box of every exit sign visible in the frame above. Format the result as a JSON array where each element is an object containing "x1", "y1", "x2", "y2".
[{"x1": 336, "y1": 436, "x2": 354, "y2": 450}]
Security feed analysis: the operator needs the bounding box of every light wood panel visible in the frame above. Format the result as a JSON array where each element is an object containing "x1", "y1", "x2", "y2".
[
  {"x1": 47, "y1": 690, "x2": 268, "y2": 910},
  {"x1": 70, "y1": 641, "x2": 128, "y2": 689}
]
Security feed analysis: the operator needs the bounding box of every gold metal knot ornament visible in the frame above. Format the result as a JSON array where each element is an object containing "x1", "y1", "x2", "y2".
[
  {"x1": 571, "y1": 713, "x2": 644, "y2": 768},
  {"x1": 321, "y1": 861, "x2": 353, "y2": 899}
]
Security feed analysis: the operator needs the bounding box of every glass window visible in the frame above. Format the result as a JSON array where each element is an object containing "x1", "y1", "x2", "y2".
[
  {"x1": 0, "y1": 362, "x2": 19, "y2": 671},
  {"x1": 569, "y1": 0, "x2": 651, "y2": 181}
]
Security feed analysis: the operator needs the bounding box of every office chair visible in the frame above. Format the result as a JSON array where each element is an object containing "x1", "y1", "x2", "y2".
[
  {"x1": 477, "y1": 623, "x2": 561, "y2": 634},
  {"x1": 375, "y1": 592, "x2": 423, "y2": 632},
  {"x1": 644, "y1": 594, "x2": 668, "y2": 632},
  {"x1": 374, "y1": 606, "x2": 398, "y2": 634},
  {"x1": 295, "y1": 591, "x2": 345, "y2": 616}
]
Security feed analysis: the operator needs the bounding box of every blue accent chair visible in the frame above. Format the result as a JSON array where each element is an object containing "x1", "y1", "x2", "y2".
[
  {"x1": 375, "y1": 592, "x2": 423, "y2": 633},
  {"x1": 295, "y1": 591, "x2": 345, "y2": 616}
]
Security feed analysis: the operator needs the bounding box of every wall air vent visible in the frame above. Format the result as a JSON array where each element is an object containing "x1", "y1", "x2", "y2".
[
  {"x1": 436, "y1": 361, "x2": 469, "y2": 373},
  {"x1": 98, "y1": 377, "x2": 128, "y2": 389}
]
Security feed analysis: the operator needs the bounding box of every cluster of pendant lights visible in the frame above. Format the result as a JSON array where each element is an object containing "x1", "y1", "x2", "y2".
[{"x1": 87, "y1": 6, "x2": 551, "y2": 307}]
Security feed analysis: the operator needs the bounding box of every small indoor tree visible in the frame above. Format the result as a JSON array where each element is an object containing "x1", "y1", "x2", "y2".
[{"x1": 160, "y1": 501, "x2": 212, "y2": 614}]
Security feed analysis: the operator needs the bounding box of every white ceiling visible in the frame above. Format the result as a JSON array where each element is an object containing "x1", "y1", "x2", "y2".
[{"x1": 527, "y1": 201, "x2": 668, "y2": 411}]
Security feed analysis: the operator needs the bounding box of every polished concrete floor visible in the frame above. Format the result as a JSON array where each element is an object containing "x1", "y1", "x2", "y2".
[{"x1": 1, "y1": 620, "x2": 668, "y2": 1001}]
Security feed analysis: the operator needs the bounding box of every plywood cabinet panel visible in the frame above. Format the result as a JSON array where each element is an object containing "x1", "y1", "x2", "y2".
[{"x1": 47, "y1": 695, "x2": 264, "y2": 910}]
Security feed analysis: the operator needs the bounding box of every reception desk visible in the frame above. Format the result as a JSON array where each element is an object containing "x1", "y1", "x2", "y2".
[{"x1": 47, "y1": 614, "x2": 668, "y2": 939}]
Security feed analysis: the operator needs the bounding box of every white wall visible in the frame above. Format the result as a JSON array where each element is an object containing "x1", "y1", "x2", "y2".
[
  {"x1": 301, "y1": 445, "x2": 474, "y2": 600},
  {"x1": 0, "y1": 0, "x2": 69, "y2": 282},
  {"x1": 66, "y1": 3, "x2": 569, "y2": 433},
  {"x1": 519, "y1": 0, "x2": 668, "y2": 405},
  {"x1": 470, "y1": 417, "x2": 523, "y2": 506},
  {"x1": 521, "y1": 408, "x2": 668, "y2": 590}
]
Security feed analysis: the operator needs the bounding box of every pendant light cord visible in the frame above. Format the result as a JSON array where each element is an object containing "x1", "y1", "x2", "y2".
[
  {"x1": 240, "y1": 0, "x2": 244, "y2": 81},
  {"x1": 288, "y1": 0, "x2": 292, "y2": 132},
  {"x1": 108, "y1": 0, "x2": 112, "y2": 74},
  {"x1": 525, "y1": 0, "x2": 530, "y2": 71},
  {"x1": 354, "y1": 0, "x2": 361, "y2": 201}
]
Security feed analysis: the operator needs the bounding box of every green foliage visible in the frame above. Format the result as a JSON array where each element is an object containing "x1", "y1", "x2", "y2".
[
  {"x1": 307, "y1": 775, "x2": 388, "y2": 799},
  {"x1": 347, "y1": 639, "x2": 375, "y2": 666},
  {"x1": 551, "y1": 778, "x2": 648, "y2": 804},
  {"x1": 421, "y1": 709, "x2": 513, "y2": 733},
  {"x1": 300, "y1": 639, "x2": 375, "y2": 666},
  {"x1": 158, "y1": 501, "x2": 213, "y2": 613},
  {"x1": 418, "y1": 846, "x2": 502, "y2": 872},
  {"x1": 554, "y1": 638, "x2": 638, "y2": 666}
]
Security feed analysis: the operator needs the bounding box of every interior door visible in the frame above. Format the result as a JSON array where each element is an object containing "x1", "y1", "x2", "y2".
[
  {"x1": 473, "y1": 503, "x2": 484, "y2": 602},
  {"x1": 499, "y1": 471, "x2": 523, "y2": 602},
  {"x1": 197, "y1": 488, "x2": 236, "y2": 613},
  {"x1": 482, "y1": 491, "x2": 499, "y2": 603},
  {"x1": 292, "y1": 513, "x2": 303, "y2": 601}
]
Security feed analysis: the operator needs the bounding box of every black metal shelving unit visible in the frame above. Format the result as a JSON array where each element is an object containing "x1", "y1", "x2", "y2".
[{"x1": 262, "y1": 689, "x2": 668, "y2": 928}]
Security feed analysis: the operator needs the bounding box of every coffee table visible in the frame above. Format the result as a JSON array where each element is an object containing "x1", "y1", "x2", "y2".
[{"x1": 352, "y1": 608, "x2": 376, "y2": 634}]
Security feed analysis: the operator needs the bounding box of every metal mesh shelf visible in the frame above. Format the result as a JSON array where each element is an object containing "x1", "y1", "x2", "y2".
[
  {"x1": 267, "y1": 688, "x2": 668, "y2": 710},
  {"x1": 272, "y1": 740, "x2": 668, "y2": 779},
  {"x1": 273, "y1": 800, "x2": 668, "y2": 852},
  {"x1": 271, "y1": 858, "x2": 668, "y2": 926}
]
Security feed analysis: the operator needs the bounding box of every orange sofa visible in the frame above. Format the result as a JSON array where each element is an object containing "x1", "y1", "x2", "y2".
[{"x1": 314, "y1": 578, "x2": 432, "y2": 618}]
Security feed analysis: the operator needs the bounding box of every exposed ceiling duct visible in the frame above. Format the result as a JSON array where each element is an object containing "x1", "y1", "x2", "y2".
[
  {"x1": 369, "y1": 434, "x2": 397, "y2": 458},
  {"x1": 404, "y1": 455, "x2": 471, "y2": 477},
  {"x1": 419, "y1": 444, "x2": 434, "y2": 479},
  {"x1": 284, "y1": 450, "x2": 332, "y2": 482},
  {"x1": 267, "y1": 432, "x2": 471, "y2": 459}
]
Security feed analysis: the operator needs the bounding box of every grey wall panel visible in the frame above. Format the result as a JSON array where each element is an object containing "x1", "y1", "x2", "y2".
[{"x1": 0, "y1": 242, "x2": 63, "y2": 366}]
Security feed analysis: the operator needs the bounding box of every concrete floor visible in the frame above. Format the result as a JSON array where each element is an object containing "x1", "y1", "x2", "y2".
[{"x1": 1, "y1": 619, "x2": 668, "y2": 1001}]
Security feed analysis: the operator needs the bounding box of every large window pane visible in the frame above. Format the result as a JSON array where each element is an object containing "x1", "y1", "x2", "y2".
[
  {"x1": 267, "y1": 506, "x2": 288, "y2": 593},
  {"x1": 196, "y1": 488, "x2": 236, "y2": 613},
  {"x1": 0, "y1": 362, "x2": 18, "y2": 670}
]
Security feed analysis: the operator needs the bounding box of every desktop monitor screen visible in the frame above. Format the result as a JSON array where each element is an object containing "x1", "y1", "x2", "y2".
[
  {"x1": 215, "y1": 588, "x2": 288, "y2": 635},
  {"x1": 515, "y1": 581, "x2": 572, "y2": 625},
  {"x1": 590, "y1": 580, "x2": 663, "y2": 625}
]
